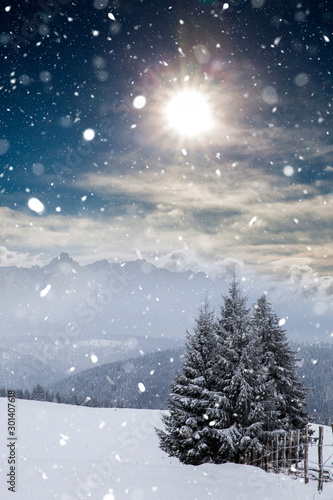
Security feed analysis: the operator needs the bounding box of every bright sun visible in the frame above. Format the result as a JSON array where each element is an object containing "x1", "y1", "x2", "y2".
[{"x1": 165, "y1": 90, "x2": 213, "y2": 137}]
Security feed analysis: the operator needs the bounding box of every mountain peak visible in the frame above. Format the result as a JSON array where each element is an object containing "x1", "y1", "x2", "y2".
[
  {"x1": 59, "y1": 252, "x2": 77, "y2": 262},
  {"x1": 43, "y1": 253, "x2": 80, "y2": 273}
]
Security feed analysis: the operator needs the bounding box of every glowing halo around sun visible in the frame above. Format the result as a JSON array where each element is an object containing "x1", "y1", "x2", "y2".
[{"x1": 164, "y1": 90, "x2": 213, "y2": 138}]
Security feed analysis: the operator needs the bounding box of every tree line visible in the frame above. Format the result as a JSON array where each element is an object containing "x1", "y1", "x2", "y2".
[{"x1": 0, "y1": 385, "x2": 113, "y2": 408}]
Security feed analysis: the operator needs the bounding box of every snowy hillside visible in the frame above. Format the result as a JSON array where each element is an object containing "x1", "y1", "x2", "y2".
[
  {"x1": 0, "y1": 399, "x2": 332, "y2": 500},
  {"x1": 48, "y1": 343, "x2": 333, "y2": 421},
  {"x1": 49, "y1": 347, "x2": 184, "y2": 409}
]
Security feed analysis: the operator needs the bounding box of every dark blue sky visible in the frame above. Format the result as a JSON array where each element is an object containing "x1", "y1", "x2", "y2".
[{"x1": 0, "y1": 0, "x2": 332, "y2": 296}]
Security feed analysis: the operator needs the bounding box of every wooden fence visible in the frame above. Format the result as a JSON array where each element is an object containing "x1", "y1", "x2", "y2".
[{"x1": 243, "y1": 424, "x2": 333, "y2": 492}]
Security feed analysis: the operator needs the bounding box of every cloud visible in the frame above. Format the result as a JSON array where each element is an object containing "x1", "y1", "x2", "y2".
[
  {"x1": 72, "y1": 163, "x2": 333, "y2": 272},
  {"x1": 0, "y1": 246, "x2": 41, "y2": 267},
  {"x1": 1, "y1": 153, "x2": 333, "y2": 281},
  {"x1": 289, "y1": 264, "x2": 333, "y2": 301},
  {"x1": 155, "y1": 249, "x2": 246, "y2": 280}
]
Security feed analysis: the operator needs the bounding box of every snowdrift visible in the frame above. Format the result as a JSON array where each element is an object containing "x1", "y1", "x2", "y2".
[{"x1": 0, "y1": 399, "x2": 332, "y2": 499}]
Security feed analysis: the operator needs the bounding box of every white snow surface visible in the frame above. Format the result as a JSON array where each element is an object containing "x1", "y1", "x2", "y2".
[{"x1": 0, "y1": 399, "x2": 332, "y2": 499}]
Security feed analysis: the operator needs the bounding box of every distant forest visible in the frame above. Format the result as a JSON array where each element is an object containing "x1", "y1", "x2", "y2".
[{"x1": 0, "y1": 384, "x2": 113, "y2": 408}]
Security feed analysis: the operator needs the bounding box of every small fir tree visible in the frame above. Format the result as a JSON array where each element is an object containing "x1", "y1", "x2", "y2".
[
  {"x1": 156, "y1": 301, "x2": 229, "y2": 465},
  {"x1": 32, "y1": 384, "x2": 46, "y2": 401}
]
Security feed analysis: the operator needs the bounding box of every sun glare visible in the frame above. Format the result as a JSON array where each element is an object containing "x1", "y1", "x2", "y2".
[{"x1": 165, "y1": 90, "x2": 213, "y2": 137}]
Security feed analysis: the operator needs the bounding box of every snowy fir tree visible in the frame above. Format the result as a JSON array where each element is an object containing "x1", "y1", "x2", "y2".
[
  {"x1": 157, "y1": 278, "x2": 308, "y2": 466},
  {"x1": 215, "y1": 278, "x2": 280, "y2": 462},
  {"x1": 156, "y1": 301, "x2": 230, "y2": 465},
  {"x1": 32, "y1": 384, "x2": 47, "y2": 401},
  {"x1": 252, "y1": 294, "x2": 308, "y2": 432}
]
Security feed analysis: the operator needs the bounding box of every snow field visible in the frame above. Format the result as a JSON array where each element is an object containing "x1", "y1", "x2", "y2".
[{"x1": 0, "y1": 399, "x2": 332, "y2": 499}]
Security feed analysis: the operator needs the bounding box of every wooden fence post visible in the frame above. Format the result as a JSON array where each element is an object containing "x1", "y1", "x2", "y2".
[
  {"x1": 264, "y1": 446, "x2": 268, "y2": 472},
  {"x1": 287, "y1": 431, "x2": 293, "y2": 474},
  {"x1": 281, "y1": 433, "x2": 286, "y2": 470},
  {"x1": 274, "y1": 435, "x2": 279, "y2": 473},
  {"x1": 269, "y1": 440, "x2": 273, "y2": 472},
  {"x1": 304, "y1": 425, "x2": 309, "y2": 484},
  {"x1": 318, "y1": 426, "x2": 324, "y2": 492},
  {"x1": 260, "y1": 447, "x2": 264, "y2": 470},
  {"x1": 295, "y1": 429, "x2": 300, "y2": 471}
]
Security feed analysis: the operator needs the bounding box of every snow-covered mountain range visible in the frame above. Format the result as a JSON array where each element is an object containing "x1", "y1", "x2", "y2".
[
  {"x1": 0, "y1": 253, "x2": 331, "y2": 389},
  {"x1": 0, "y1": 253, "x2": 214, "y2": 388}
]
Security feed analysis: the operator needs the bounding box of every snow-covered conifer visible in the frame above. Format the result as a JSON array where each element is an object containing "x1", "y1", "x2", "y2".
[
  {"x1": 252, "y1": 294, "x2": 308, "y2": 431},
  {"x1": 216, "y1": 278, "x2": 279, "y2": 462},
  {"x1": 156, "y1": 301, "x2": 229, "y2": 465},
  {"x1": 157, "y1": 280, "x2": 307, "y2": 467}
]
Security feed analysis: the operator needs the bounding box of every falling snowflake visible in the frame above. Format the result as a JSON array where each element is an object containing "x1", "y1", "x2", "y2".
[
  {"x1": 40, "y1": 284, "x2": 51, "y2": 298},
  {"x1": 28, "y1": 198, "x2": 45, "y2": 214},
  {"x1": 138, "y1": 382, "x2": 146, "y2": 393}
]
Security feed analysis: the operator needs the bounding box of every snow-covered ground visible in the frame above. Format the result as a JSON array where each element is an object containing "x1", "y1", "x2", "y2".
[{"x1": 0, "y1": 399, "x2": 332, "y2": 499}]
